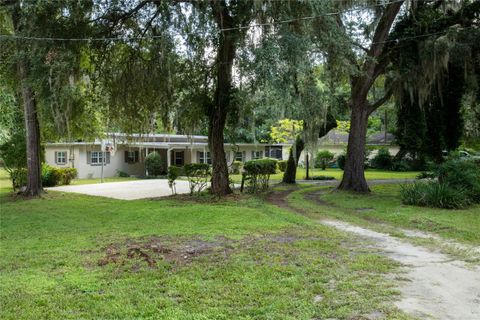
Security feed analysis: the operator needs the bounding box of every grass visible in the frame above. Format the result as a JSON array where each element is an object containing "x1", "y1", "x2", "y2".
[
  {"x1": 0, "y1": 169, "x2": 411, "y2": 319},
  {"x1": 230, "y1": 167, "x2": 419, "y2": 183},
  {"x1": 287, "y1": 184, "x2": 480, "y2": 246}
]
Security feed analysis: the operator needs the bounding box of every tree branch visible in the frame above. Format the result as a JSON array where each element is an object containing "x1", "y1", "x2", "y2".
[{"x1": 367, "y1": 88, "x2": 393, "y2": 114}]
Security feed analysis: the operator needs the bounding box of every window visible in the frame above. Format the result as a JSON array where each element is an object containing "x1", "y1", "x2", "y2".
[
  {"x1": 265, "y1": 146, "x2": 283, "y2": 160},
  {"x1": 197, "y1": 151, "x2": 211, "y2": 164},
  {"x1": 89, "y1": 151, "x2": 110, "y2": 165},
  {"x1": 174, "y1": 151, "x2": 184, "y2": 166},
  {"x1": 235, "y1": 151, "x2": 245, "y2": 162},
  {"x1": 55, "y1": 151, "x2": 67, "y2": 165},
  {"x1": 125, "y1": 150, "x2": 139, "y2": 163},
  {"x1": 251, "y1": 150, "x2": 263, "y2": 160}
]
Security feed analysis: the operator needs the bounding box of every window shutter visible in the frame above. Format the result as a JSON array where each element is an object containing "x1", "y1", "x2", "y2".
[
  {"x1": 87, "y1": 151, "x2": 91, "y2": 164},
  {"x1": 124, "y1": 150, "x2": 129, "y2": 163},
  {"x1": 134, "y1": 150, "x2": 139, "y2": 163},
  {"x1": 106, "y1": 152, "x2": 111, "y2": 164},
  {"x1": 54, "y1": 152, "x2": 58, "y2": 164},
  {"x1": 197, "y1": 151, "x2": 202, "y2": 163}
]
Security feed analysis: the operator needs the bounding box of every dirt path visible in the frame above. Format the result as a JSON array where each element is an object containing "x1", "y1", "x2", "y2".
[{"x1": 267, "y1": 189, "x2": 480, "y2": 320}]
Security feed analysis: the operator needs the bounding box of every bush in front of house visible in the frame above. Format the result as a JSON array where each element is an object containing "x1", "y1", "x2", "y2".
[
  {"x1": 314, "y1": 150, "x2": 335, "y2": 170},
  {"x1": 242, "y1": 158, "x2": 277, "y2": 193},
  {"x1": 401, "y1": 159, "x2": 480, "y2": 209},
  {"x1": 60, "y1": 168, "x2": 77, "y2": 185},
  {"x1": 145, "y1": 151, "x2": 165, "y2": 176},
  {"x1": 277, "y1": 160, "x2": 288, "y2": 172},
  {"x1": 41, "y1": 164, "x2": 62, "y2": 187},
  {"x1": 370, "y1": 147, "x2": 393, "y2": 170},
  {"x1": 116, "y1": 170, "x2": 130, "y2": 177},
  {"x1": 184, "y1": 163, "x2": 211, "y2": 194},
  {"x1": 230, "y1": 161, "x2": 243, "y2": 174},
  {"x1": 41, "y1": 164, "x2": 78, "y2": 187}
]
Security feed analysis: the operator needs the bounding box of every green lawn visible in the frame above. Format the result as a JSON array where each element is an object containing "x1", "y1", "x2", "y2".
[
  {"x1": 230, "y1": 168, "x2": 419, "y2": 183},
  {"x1": 287, "y1": 184, "x2": 480, "y2": 246},
  {"x1": 0, "y1": 170, "x2": 410, "y2": 319}
]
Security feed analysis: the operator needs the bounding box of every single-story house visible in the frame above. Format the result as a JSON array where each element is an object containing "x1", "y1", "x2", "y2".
[{"x1": 45, "y1": 133, "x2": 291, "y2": 179}]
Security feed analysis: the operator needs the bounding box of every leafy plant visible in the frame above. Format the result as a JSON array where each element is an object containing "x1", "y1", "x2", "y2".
[
  {"x1": 145, "y1": 152, "x2": 165, "y2": 176},
  {"x1": 167, "y1": 166, "x2": 181, "y2": 195},
  {"x1": 60, "y1": 168, "x2": 78, "y2": 185},
  {"x1": 10, "y1": 168, "x2": 27, "y2": 191},
  {"x1": 337, "y1": 154, "x2": 346, "y2": 170},
  {"x1": 370, "y1": 147, "x2": 393, "y2": 170},
  {"x1": 116, "y1": 170, "x2": 130, "y2": 178},
  {"x1": 400, "y1": 181, "x2": 470, "y2": 209},
  {"x1": 184, "y1": 163, "x2": 211, "y2": 195},
  {"x1": 277, "y1": 160, "x2": 288, "y2": 172},
  {"x1": 436, "y1": 159, "x2": 480, "y2": 203},
  {"x1": 315, "y1": 150, "x2": 334, "y2": 170},
  {"x1": 243, "y1": 158, "x2": 277, "y2": 193}
]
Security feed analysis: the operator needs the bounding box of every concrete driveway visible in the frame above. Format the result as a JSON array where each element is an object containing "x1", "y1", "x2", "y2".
[{"x1": 47, "y1": 179, "x2": 193, "y2": 200}]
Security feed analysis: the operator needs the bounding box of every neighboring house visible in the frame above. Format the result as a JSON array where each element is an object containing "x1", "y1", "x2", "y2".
[
  {"x1": 315, "y1": 129, "x2": 399, "y2": 159},
  {"x1": 45, "y1": 133, "x2": 291, "y2": 179}
]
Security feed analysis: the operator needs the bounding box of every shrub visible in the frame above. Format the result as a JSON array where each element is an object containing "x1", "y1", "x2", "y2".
[
  {"x1": 167, "y1": 166, "x2": 181, "y2": 195},
  {"x1": 277, "y1": 160, "x2": 288, "y2": 172},
  {"x1": 315, "y1": 150, "x2": 335, "y2": 170},
  {"x1": 337, "y1": 154, "x2": 346, "y2": 170},
  {"x1": 39, "y1": 164, "x2": 77, "y2": 187},
  {"x1": 370, "y1": 147, "x2": 393, "y2": 170},
  {"x1": 41, "y1": 164, "x2": 62, "y2": 187},
  {"x1": 116, "y1": 170, "x2": 130, "y2": 177},
  {"x1": 243, "y1": 158, "x2": 277, "y2": 193},
  {"x1": 307, "y1": 175, "x2": 335, "y2": 181},
  {"x1": 59, "y1": 168, "x2": 77, "y2": 185},
  {"x1": 436, "y1": 159, "x2": 480, "y2": 203},
  {"x1": 145, "y1": 152, "x2": 165, "y2": 176},
  {"x1": 10, "y1": 168, "x2": 27, "y2": 191},
  {"x1": 184, "y1": 163, "x2": 211, "y2": 194},
  {"x1": 230, "y1": 161, "x2": 243, "y2": 174},
  {"x1": 400, "y1": 181, "x2": 471, "y2": 209}
]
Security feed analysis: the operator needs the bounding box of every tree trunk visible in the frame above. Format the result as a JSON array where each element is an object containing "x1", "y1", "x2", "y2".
[
  {"x1": 209, "y1": 2, "x2": 236, "y2": 196},
  {"x1": 19, "y1": 62, "x2": 43, "y2": 197},
  {"x1": 338, "y1": 103, "x2": 369, "y2": 192}
]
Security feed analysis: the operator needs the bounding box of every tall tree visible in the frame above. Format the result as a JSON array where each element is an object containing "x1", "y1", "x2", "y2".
[
  {"x1": 1, "y1": 0, "x2": 94, "y2": 196},
  {"x1": 337, "y1": 1, "x2": 403, "y2": 192}
]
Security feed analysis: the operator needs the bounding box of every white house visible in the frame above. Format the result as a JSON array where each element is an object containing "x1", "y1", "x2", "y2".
[{"x1": 44, "y1": 133, "x2": 291, "y2": 179}]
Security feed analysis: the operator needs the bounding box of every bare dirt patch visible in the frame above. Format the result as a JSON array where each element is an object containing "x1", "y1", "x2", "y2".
[
  {"x1": 97, "y1": 236, "x2": 235, "y2": 270},
  {"x1": 95, "y1": 233, "x2": 330, "y2": 271}
]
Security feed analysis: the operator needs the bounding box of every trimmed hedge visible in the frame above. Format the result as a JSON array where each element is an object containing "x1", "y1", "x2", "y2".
[{"x1": 242, "y1": 158, "x2": 277, "y2": 193}]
